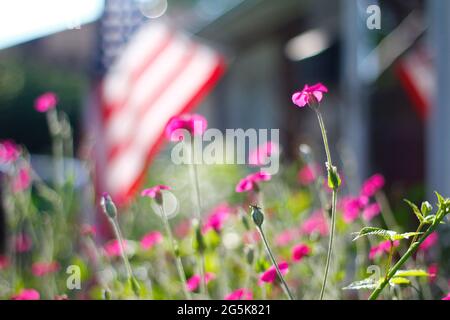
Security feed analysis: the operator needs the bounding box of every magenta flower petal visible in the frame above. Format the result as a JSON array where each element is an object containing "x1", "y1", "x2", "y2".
[
  {"x1": 360, "y1": 174, "x2": 385, "y2": 197},
  {"x1": 104, "y1": 239, "x2": 129, "y2": 257},
  {"x1": 186, "y1": 272, "x2": 215, "y2": 292},
  {"x1": 249, "y1": 142, "x2": 279, "y2": 166},
  {"x1": 140, "y1": 231, "x2": 163, "y2": 250},
  {"x1": 259, "y1": 261, "x2": 289, "y2": 284},
  {"x1": 202, "y1": 204, "x2": 232, "y2": 234},
  {"x1": 291, "y1": 243, "x2": 311, "y2": 262},
  {"x1": 0, "y1": 140, "x2": 20, "y2": 163},
  {"x1": 442, "y1": 293, "x2": 450, "y2": 300},
  {"x1": 292, "y1": 83, "x2": 328, "y2": 108},
  {"x1": 225, "y1": 288, "x2": 253, "y2": 300},
  {"x1": 11, "y1": 289, "x2": 40, "y2": 300},
  {"x1": 34, "y1": 92, "x2": 57, "y2": 113},
  {"x1": 31, "y1": 261, "x2": 60, "y2": 277},
  {"x1": 140, "y1": 185, "x2": 171, "y2": 199},
  {"x1": 300, "y1": 211, "x2": 328, "y2": 236},
  {"x1": 235, "y1": 171, "x2": 272, "y2": 193},
  {"x1": 369, "y1": 240, "x2": 399, "y2": 260},
  {"x1": 165, "y1": 114, "x2": 207, "y2": 141},
  {"x1": 362, "y1": 202, "x2": 381, "y2": 221},
  {"x1": 418, "y1": 232, "x2": 438, "y2": 252}
]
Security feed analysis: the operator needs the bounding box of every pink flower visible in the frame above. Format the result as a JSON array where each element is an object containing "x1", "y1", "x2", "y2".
[
  {"x1": 225, "y1": 288, "x2": 253, "y2": 300},
  {"x1": 291, "y1": 244, "x2": 311, "y2": 262},
  {"x1": 186, "y1": 272, "x2": 215, "y2": 292},
  {"x1": 428, "y1": 264, "x2": 438, "y2": 283},
  {"x1": 235, "y1": 171, "x2": 271, "y2": 193},
  {"x1": 259, "y1": 261, "x2": 289, "y2": 284},
  {"x1": 360, "y1": 174, "x2": 385, "y2": 198},
  {"x1": 80, "y1": 224, "x2": 97, "y2": 237},
  {"x1": 249, "y1": 142, "x2": 279, "y2": 166},
  {"x1": 175, "y1": 219, "x2": 191, "y2": 238},
  {"x1": 202, "y1": 204, "x2": 232, "y2": 234},
  {"x1": 15, "y1": 233, "x2": 32, "y2": 253},
  {"x1": 362, "y1": 202, "x2": 381, "y2": 221},
  {"x1": 340, "y1": 196, "x2": 368, "y2": 223},
  {"x1": 165, "y1": 114, "x2": 207, "y2": 142},
  {"x1": 31, "y1": 261, "x2": 60, "y2": 277},
  {"x1": 369, "y1": 240, "x2": 399, "y2": 260},
  {"x1": 140, "y1": 231, "x2": 163, "y2": 250},
  {"x1": 103, "y1": 239, "x2": 128, "y2": 257},
  {"x1": 300, "y1": 211, "x2": 328, "y2": 236},
  {"x1": 141, "y1": 185, "x2": 171, "y2": 199},
  {"x1": 298, "y1": 164, "x2": 320, "y2": 185},
  {"x1": 418, "y1": 232, "x2": 438, "y2": 252},
  {"x1": 11, "y1": 288, "x2": 40, "y2": 300},
  {"x1": 292, "y1": 83, "x2": 328, "y2": 107},
  {"x1": 0, "y1": 255, "x2": 10, "y2": 270},
  {"x1": 442, "y1": 293, "x2": 450, "y2": 300},
  {"x1": 275, "y1": 229, "x2": 298, "y2": 246},
  {"x1": 0, "y1": 140, "x2": 20, "y2": 163},
  {"x1": 12, "y1": 166, "x2": 31, "y2": 193},
  {"x1": 34, "y1": 92, "x2": 58, "y2": 112}
]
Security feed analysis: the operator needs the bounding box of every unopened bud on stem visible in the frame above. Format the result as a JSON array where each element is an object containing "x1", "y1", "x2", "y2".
[{"x1": 100, "y1": 192, "x2": 117, "y2": 219}]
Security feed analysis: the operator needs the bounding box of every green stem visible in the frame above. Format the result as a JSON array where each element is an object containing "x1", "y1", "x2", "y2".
[
  {"x1": 384, "y1": 240, "x2": 395, "y2": 280},
  {"x1": 158, "y1": 205, "x2": 192, "y2": 300},
  {"x1": 369, "y1": 212, "x2": 445, "y2": 300},
  {"x1": 110, "y1": 218, "x2": 134, "y2": 281},
  {"x1": 315, "y1": 110, "x2": 332, "y2": 166},
  {"x1": 187, "y1": 141, "x2": 207, "y2": 296},
  {"x1": 257, "y1": 226, "x2": 294, "y2": 300},
  {"x1": 319, "y1": 188, "x2": 338, "y2": 299}
]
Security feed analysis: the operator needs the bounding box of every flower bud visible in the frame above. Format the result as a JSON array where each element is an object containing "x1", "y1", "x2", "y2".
[
  {"x1": 192, "y1": 220, "x2": 206, "y2": 253},
  {"x1": 103, "y1": 289, "x2": 111, "y2": 300},
  {"x1": 244, "y1": 246, "x2": 255, "y2": 265},
  {"x1": 326, "y1": 163, "x2": 341, "y2": 190},
  {"x1": 421, "y1": 201, "x2": 432, "y2": 216},
  {"x1": 250, "y1": 205, "x2": 264, "y2": 227},
  {"x1": 100, "y1": 192, "x2": 117, "y2": 219},
  {"x1": 129, "y1": 277, "x2": 141, "y2": 297}
]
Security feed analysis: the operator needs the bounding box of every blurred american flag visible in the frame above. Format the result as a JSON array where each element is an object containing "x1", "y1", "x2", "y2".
[{"x1": 89, "y1": 0, "x2": 225, "y2": 205}]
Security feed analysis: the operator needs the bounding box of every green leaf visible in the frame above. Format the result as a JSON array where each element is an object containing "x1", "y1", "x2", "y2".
[
  {"x1": 352, "y1": 227, "x2": 396, "y2": 241},
  {"x1": 343, "y1": 278, "x2": 378, "y2": 290},
  {"x1": 404, "y1": 199, "x2": 423, "y2": 223},
  {"x1": 389, "y1": 277, "x2": 411, "y2": 286},
  {"x1": 352, "y1": 227, "x2": 421, "y2": 241},
  {"x1": 423, "y1": 215, "x2": 436, "y2": 224},
  {"x1": 394, "y1": 269, "x2": 429, "y2": 277},
  {"x1": 435, "y1": 191, "x2": 445, "y2": 206},
  {"x1": 390, "y1": 232, "x2": 422, "y2": 241}
]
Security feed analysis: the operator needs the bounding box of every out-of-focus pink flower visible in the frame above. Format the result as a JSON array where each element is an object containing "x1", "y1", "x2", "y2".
[
  {"x1": 297, "y1": 164, "x2": 320, "y2": 185},
  {"x1": 0, "y1": 255, "x2": 10, "y2": 270},
  {"x1": 31, "y1": 261, "x2": 60, "y2": 277},
  {"x1": 12, "y1": 166, "x2": 31, "y2": 193},
  {"x1": 428, "y1": 264, "x2": 438, "y2": 283},
  {"x1": 80, "y1": 224, "x2": 97, "y2": 237},
  {"x1": 34, "y1": 92, "x2": 58, "y2": 113},
  {"x1": 275, "y1": 229, "x2": 298, "y2": 246},
  {"x1": 11, "y1": 288, "x2": 40, "y2": 300},
  {"x1": 291, "y1": 244, "x2": 311, "y2": 262},
  {"x1": 54, "y1": 294, "x2": 69, "y2": 300},
  {"x1": 141, "y1": 185, "x2": 171, "y2": 199},
  {"x1": 418, "y1": 232, "x2": 438, "y2": 253},
  {"x1": 292, "y1": 83, "x2": 328, "y2": 107},
  {"x1": 186, "y1": 272, "x2": 215, "y2": 292},
  {"x1": 340, "y1": 196, "x2": 368, "y2": 223},
  {"x1": 362, "y1": 203, "x2": 381, "y2": 221},
  {"x1": 235, "y1": 171, "x2": 271, "y2": 193},
  {"x1": 0, "y1": 140, "x2": 20, "y2": 163},
  {"x1": 175, "y1": 219, "x2": 191, "y2": 238},
  {"x1": 300, "y1": 211, "x2": 328, "y2": 236},
  {"x1": 249, "y1": 142, "x2": 279, "y2": 166},
  {"x1": 243, "y1": 230, "x2": 261, "y2": 245},
  {"x1": 225, "y1": 288, "x2": 253, "y2": 300},
  {"x1": 442, "y1": 293, "x2": 450, "y2": 300},
  {"x1": 259, "y1": 261, "x2": 289, "y2": 284},
  {"x1": 165, "y1": 114, "x2": 207, "y2": 142},
  {"x1": 202, "y1": 204, "x2": 232, "y2": 234},
  {"x1": 369, "y1": 240, "x2": 400, "y2": 260},
  {"x1": 15, "y1": 233, "x2": 32, "y2": 253},
  {"x1": 360, "y1": 174, "x2": 385, "y2": 197},
  {"x1": 103, "y1": 239, "x2": 128, "y2": 257},
  {"x1": 140, "y1": 231, "x2": 163, "y2": 250}
]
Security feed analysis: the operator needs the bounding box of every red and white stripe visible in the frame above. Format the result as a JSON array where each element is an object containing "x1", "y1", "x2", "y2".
[{"x1": 98, "y1": 21, "x2": 225, "y2": 204}]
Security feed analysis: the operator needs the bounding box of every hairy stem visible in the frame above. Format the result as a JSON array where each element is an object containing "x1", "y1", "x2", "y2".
[
  {"x1": 158, "y1": 205, "x2": 191, "y2": 300},
  {"x1": 257, "y1": 226, "x2": 294, "y2": 300}
]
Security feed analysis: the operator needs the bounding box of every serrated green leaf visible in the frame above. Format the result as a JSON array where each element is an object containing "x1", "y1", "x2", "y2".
[
  {"x1": 390, "y1": 232, "x2": 422, "y2": 241},
  {"x1": 352, "y1": 227, "x2": 396, "y2": 241},
  {"x1": 404, "y1": 199, "x2": 423, "y2": 222},
  {"x1": 343, "y1": 278, "x2": 378, "y2": 290},
  {"x1": 394, "y1": 269, "x2": 429, "y2": 277},
  {"x1": 390, "y1": 277, "x2": 411, "y2": 286}
]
